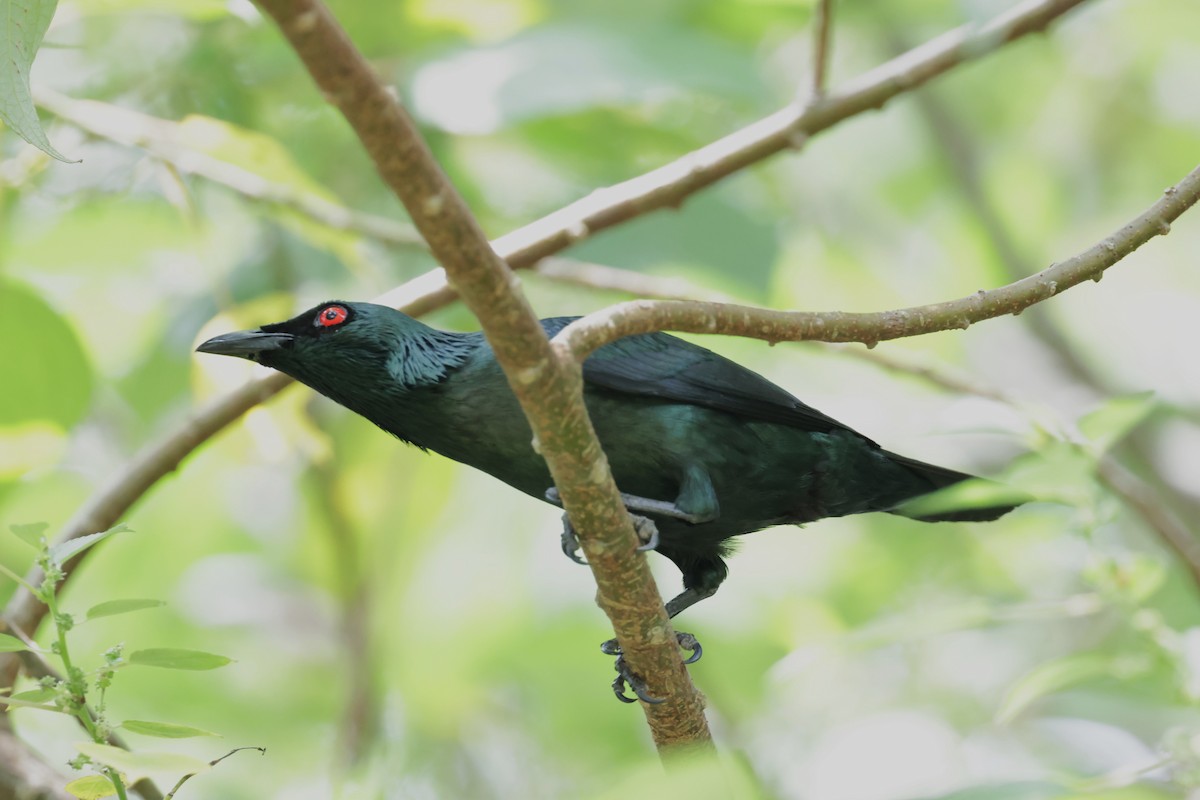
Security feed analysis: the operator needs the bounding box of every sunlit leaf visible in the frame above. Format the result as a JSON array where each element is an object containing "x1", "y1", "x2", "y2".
[
  {"x1": 0, "y1": 634, "x2": 28, "y2": 652},
  {"x1": 128, "y1": 648, "x2": 232, "y2": 670},
  {"x1": 9, "y1": 522, "x2": 47, "y2": 549},
  {"x1": 1079, "y1": 391, "x2": 1157, "y2": 454},
  {"x1": 0, "y1": 0, "x2": 74, "y2": 160},
  {"x1": 86, "y1": 599, "x2": 165, "y2": 621},
  {"x1": 996, "y1": 652, "x2": 1152, "y2": 724},
  {"x1": 74, "y1": 742, "x2": 209, "y2": 782},
  {"x1": 120, "y1": 720, "x2": 220, "y2": 739},
  {"x1": 64, "y1": 774, "x2": 117, "y2": 800},
  {"x1": 49, "y1": 525, "x2": 130, "y2": 567},
  {"x1": 0, "y1": 281, "x2": 93, "y2": 429}
]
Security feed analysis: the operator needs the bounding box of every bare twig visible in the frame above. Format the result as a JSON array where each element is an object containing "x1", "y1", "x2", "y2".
[
  {"x1": 0, "y1": 0, "x2": 1095, "y2": 741},
  {"x1": 553, "y1": 165, "x2": 1200, "y2": 357},
  {"x1": 253, "y1": 0, "x2": 711, "y2": 752},
  {"x1": 491, "y1": 0, "x2": 1090, "y2": 266},
  {"x1": 810, "y1": 0, "x2": 835, "y2": 99},
  {"x1": 33, "y1": 88, "x2": 425, "y2": 249}
]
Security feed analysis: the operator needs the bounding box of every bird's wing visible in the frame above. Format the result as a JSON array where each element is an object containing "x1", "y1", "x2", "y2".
[{"x1": 540, "y1": 317, "x2": 873, "y2": 442}]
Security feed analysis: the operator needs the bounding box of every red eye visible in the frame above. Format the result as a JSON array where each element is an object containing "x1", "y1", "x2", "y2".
[{"x1": 316, "y1": 305, "x2": 349, "y2": 328}]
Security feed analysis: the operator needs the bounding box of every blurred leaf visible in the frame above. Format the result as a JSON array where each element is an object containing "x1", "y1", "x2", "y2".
[
  {"x1": 0, "y1": 281, "x2": 93, "y2": 429},
  {"x1": 893, "y1": 478, "x2": 1031, "y2": 521},
  {"x1": 9, "y1": 521, "x2": 47, "y2": 548},
  {"x1": 49, "y1": 525, "x2": 130, "y2": 567},
  {"x1": 119, "y1": 720, "x2": 219, "y2": 739},
  {"x1": 915, "y1": 782, "x2": 1064, "y2": 800},
  {"x1": 128, "y1": 648, "x2": 232, "y2": 670},
  {"x1": 73, "y1": 0, "x2": 226, "y2": 17},
  {"x1": 86, "y1": 599, "x2": 165, "y2": 621},
  {"x1": 1079, "y1": 392, "x2": 1157, "y2": 454},
  {"x1": 0, "y1": 694, "x2": 59, "y2": 711},
  {"x1": 0, "y1": 633, "x2": 28, "y2": 652},
  {"x1": 64, "y1": 774, "x2": 117, "y2": 800},
  {"x1": 411, "y1": 24, "x2": 763, "y2": 134},
  {"x1": 0, "y1": 0, "x2": 73, "y2": 161},
  {"x1": 11, "y1": 687, "x2": 56, "y2": 703},
  {"x1": 1084, "y1": 554, "x2": 1167, "y2": 604},
  {"x1": 75, "y1": 742, "x2": 209, "y2": 782},
  {"x1": 997, "y1": 652, "x2": 1153, "y2": 725}
]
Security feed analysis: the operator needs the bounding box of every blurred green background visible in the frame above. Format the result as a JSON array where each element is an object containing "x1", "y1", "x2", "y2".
[{"x1": 2, "y1": 0, "x2": 1200, "y2": 797}]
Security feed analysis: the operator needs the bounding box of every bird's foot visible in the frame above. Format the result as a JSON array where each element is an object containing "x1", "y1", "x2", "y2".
[
  {"x1": 632, "y1": 514, "x2": 659, "y2": 553},
  {"x1": 603, "y1": 632, "x2": 703, "y2": 703},
  {"x1": 559, "y1": 514, "x2": 587, "y2": 565},
  {"x1": 601, "y1": 632, "x2": 702, "y2": 663},
  {"x1": 611, "y1": 654, "x2": 662, "y2": 704},
  {"x1": 553, "y1": 504, "x2": 659, "y2": 565}
]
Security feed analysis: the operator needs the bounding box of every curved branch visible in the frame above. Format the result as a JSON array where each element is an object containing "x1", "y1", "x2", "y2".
[{"x1": 553, "y1": 165, "x2": 1200, "y2": 357}]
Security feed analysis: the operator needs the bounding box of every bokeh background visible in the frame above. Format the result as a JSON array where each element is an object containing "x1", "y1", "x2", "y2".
[{"x1": 2, "y1": 0, "x2": 1200, "y2": 797}]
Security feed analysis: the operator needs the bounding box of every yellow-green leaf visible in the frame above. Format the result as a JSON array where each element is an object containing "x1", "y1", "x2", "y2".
[
  {"x1": 64, "y1": 774, "x2": 117, "y2": 800},
  {"x1": 129, "y1": 648, "x2": 232, "y2": 670},
  {"x1": 0, "y1": 633, "x2": 28, "y2": 652},
  {"x1": 86, "y1": 599, "x2": 165, "y2": 621},
  {"x1": 120, "y1": 720, "x2": 220, "y2": 739}
]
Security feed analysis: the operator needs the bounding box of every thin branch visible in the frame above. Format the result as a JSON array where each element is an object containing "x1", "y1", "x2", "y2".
[
  {"x1": 554, "y1": 164, "x2": 1200, "y2": 357},
  {"x1": 0, "y1": 0, "x2": 1094, "y2": 735},
  {"x1": 33, "y1": 88, "x2": 425, "y2": 249},
  {"x1": 491, "y1": 0, "x2": 1090, "y2": 267},
  {"x1": 810, "y1": 0, "x2": 835, "y2": 99},
  {"x1": 533, "y1": 258, "x2": 738, "y2": 302},
  {"x1": 253, "y1": 0, "x2": 711, "y2": 752}
]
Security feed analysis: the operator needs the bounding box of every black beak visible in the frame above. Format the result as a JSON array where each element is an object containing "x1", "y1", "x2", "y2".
[{"x1": 196, "y1": 329, "x2": 294, "y2": 359}]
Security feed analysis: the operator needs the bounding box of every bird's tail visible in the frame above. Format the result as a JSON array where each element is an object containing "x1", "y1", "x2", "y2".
[{"x1": 882, "y1": 451, "x2": 1022, "y2": 522}]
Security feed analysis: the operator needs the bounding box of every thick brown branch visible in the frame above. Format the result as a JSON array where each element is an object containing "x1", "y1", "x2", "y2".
[
  {"x1": 554, "y1": 165, "x2": 1200, "y2": 357},
  {"x1": 252, "y1": 0, "x2": 711, "y2": 751}
]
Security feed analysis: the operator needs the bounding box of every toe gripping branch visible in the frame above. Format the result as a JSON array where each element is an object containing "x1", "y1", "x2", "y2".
[{"x1": 602, "y1": 633, "x2": 703, "y2": 704}]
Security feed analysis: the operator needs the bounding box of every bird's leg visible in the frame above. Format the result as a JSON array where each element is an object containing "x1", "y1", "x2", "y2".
[
  {"x1": 559, "y1": 512, "x2": 659, "y2": 566},
  {"x1": 546, "y1": 486, "x2": 713, "y2": 526}
]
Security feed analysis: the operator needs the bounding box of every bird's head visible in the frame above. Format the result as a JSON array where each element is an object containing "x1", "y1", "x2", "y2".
[{"x1": 197, "y1": 301, "x2": 470, "y2": 403}]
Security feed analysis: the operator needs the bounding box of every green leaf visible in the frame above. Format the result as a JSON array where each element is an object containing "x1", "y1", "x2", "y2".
[
  {"x1": 0, "y1": 633, "x2": 28, "y2": 652},
  {"x1": 74, "y1": 742, "x2": 209, "y2": 782},
  {"x1": 1079, "y1": 391, "x2": 1157, "y2": 454},
  {"x1": 86, "y1": 599, "x2": 165, "y2": 621},
  {"x1": 0, "y1": 281, "x2": 93, "y2": 429},
  {"x1": 10, "y1": 687, "x2": 56, "y2": 703},
  {"x1": 10, "y1": 522, "x2": 47, "y2": 549},
  {"x1": 0, "y1": 693, "x2": 59, "y2": 711},
  {"x1": 120, "y1": 720, "x2": 220, "y2": 739},
  {"x1": 49, "y1": 524, "x2": 130, "y2": 567},
  {"x1": 64, "y1": 774, "x2": 117, "y2": 799},
  {"x1": 995, "y1": 651, "x2": 1152, "y2": 724},
  {"x1": 892, "y1": 478, "x2": 1031, "y2": 521},
  {"x1": 0, "y1": 0, "x2": 74, "y2": 161},
  {"x1": 128, "y1": 648, "x2": 232, "y2": 671}
]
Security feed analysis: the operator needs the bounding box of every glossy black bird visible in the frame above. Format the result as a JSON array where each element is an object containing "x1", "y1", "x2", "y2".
[{"x1": 199, "y1": 301, "x2": 1016, "y2": 700}]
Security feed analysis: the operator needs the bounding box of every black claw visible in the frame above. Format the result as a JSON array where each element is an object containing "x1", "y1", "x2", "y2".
[
  {"x1": 613, "y1": 656, "x2": 664, "y2": 705},
  {"x1": 612, "y1": 676, "x2": 639, "y2": 703},
  {"x1": 677, "y1": 632, "x2": 703, "y2": 664},
  {"x1": 600, "y1": 638, "x2": 621, "y2": 656}
]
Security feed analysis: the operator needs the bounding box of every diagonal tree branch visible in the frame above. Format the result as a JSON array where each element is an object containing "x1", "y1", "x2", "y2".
[
  {"x1": 0, "y1": 0, "x2": 1096, "y2": 741},
  {"x1": 252, "y1": 0, "x2": 711, "y2": 752},
  {"x1": 553, "y1": 165, "x2": 1200, "y2": 357}
]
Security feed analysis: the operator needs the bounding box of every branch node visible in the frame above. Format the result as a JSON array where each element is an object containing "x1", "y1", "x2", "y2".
[
  {"x1": 1158, "y1": 220, "x2": 1172, "y2": 235},
  {"x1": 292, "y1": 9, "x2": 319, "y2": 32},
  {"x1": 786, "y1": 127, "x2": 809, "y2": 150},
  {"x1": 422, "y1": 193, "x2": 446, "y2": 216}
]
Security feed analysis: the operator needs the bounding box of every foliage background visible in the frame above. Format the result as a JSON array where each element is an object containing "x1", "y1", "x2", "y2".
[{"x1": 2, "y1": 0, "x2": 1199, "y2": 797}]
